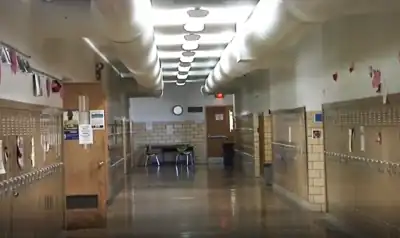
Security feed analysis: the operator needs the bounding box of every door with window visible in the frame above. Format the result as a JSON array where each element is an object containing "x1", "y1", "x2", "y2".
[{"x1": 206, "y1": 106, "x2": 233, "y2": 158}]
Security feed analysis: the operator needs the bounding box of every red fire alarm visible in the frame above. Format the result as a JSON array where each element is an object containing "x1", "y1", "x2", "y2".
[{"x1": 215, "y1": 93, "x2": 224, "y2": 99}]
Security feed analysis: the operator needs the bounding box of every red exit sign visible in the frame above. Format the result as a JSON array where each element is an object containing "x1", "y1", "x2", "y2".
[{"x1": 215, "y1": 93, "x2": 224, "y2": 99}]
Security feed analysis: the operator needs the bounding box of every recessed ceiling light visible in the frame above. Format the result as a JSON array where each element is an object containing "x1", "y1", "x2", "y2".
[
  {"x1": 179, "y1": 62, "x2": 191, "y2": 67},
  {"x1": 184, "y1": 20, "x2": 205, "y2": 32},
  {"x1": 182, "y1": 51, "x2": 196, "y2": 57},
  {"x1": 184, "y1": 34, "x2": 201, "y2": 41},
  {"x1": 180, "y1": 56, "x2": 194, "y2": 63},
  {"x1": 182, "y1": 42, "x2": 199, "y2": 51},
  {"x1": 176, "y1": 80, "x2": 186, "y2": 86},
  {"x1": 178, "y1": 65, "x2": 191, "y2": 72},
  {"x1": 187, "y1": 7, "x2": 209, "y2": 18},
  {"x1": 177, "y1": 74, "x2": 188, "y2": 80}
]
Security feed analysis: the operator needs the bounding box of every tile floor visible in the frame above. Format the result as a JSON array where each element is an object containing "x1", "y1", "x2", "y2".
[{"x1": 65, "y1": 165, "x2": 352, "y2": 237}]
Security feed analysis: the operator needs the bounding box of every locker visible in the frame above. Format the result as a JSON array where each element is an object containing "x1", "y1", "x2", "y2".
[
  {"x1": 323, "y1": 94, "x2": 400, "y2": 237},
  {"x1": 271, "y1": 107, "x2": 308, "y2": 200},
  {"x1": 0, "y1": 101, "x2": 64, "y2": 238}
]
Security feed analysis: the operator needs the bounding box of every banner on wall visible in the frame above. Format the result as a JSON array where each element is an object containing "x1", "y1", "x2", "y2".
[{"x1": 63, "y1": 110, "x2": 79, "y2": 140}]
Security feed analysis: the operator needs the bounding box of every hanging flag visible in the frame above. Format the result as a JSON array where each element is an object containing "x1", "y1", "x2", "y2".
[
  {"x1": 10, "y1": 50, "x2": 18, "y2": 74},
  {"x1": 372, "y1": 70, "x2": 381, "y2": 88},
  {"x1": 59, "y1": 84, "x2": 64, "y2": 99},
  {"x1": 332, "y1": 72, "x2": 338, "y2": 81},
  {"x1": 349, "y1": 62, "x2": 355, "y2": 73},
  {"x1": 46, "y1": 78, "x2": 51, "y2": 97}
]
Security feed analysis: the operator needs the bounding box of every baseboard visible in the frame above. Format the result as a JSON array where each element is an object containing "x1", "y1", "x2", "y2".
[{"x1": 273, "y1": 184, "x2": 322, "y2": 212}]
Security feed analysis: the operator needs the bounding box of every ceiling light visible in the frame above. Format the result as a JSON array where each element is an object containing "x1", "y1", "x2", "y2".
[
  {"x1": 164, "y1": 70, "x2": 210, "y2": 77},
  {"x1": 176, "y1": 81, "x2": 186, "y2": 86},
  {"x1": 182, "y1": 51, "x2": 196, "y2": 57},
  {"x1": 162, "y1": 61, "x2": 217, "y2": 69},
  {"x1": 160, "y1": 50, "x2": 223, "y2": 59},
  {"x1": 179, "y1": 62, "x2": 191, "y2": 67},
  {"x1": 184, "y1": 20, "x2": 205, "y2": 32},
  {"x1": 182, "y1": 42, "x2": 199, "y2": 51},
  {"x1": 187, "y1": 7, "x2": 209, "y2": 18},
  {"x1": 184, "y1": 34, "x2": 201, "y2": 41},
  {"x1": 180, "y1": 56, "x2": 195, "y2": 63},
  {"x1": 178, "y1": 65, "x2": 191, "y2": 72},
  {"x1": 155, "y1": 32, "x2": 234, "y2": 46},
  {"x1": 152, "y1": 6, "x2": 255, "y2": 26},
  {"x1": 177, "y1": 74, "x2": 188, "y2": 80}
]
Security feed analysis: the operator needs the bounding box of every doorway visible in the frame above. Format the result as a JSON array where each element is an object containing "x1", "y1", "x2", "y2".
[{"x1": 205, "y1": 106, "x2": 233, "y2": 160}]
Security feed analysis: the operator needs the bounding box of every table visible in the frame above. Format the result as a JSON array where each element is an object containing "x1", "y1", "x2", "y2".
[{"x1": 150, "y1": 144, "x2": 195, "y2": 163}]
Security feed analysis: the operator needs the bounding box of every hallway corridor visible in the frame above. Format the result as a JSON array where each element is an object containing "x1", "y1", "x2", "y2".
[{"x1": 65, "y1": 166, "x2": 351, "y2": 238}]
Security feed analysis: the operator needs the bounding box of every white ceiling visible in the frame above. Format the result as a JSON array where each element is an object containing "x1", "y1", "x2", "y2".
[
  {"x1": 150, "y1": 0, "x2": 258, "y2": 84},
  {"x1": 0, "y1": 0, "x2": 258, "y2": 88}
]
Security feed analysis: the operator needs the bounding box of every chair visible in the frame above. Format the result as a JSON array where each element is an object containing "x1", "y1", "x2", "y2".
[
  {"x1": 175, "y1": 144, "x2": 194, "y2": 166},
  {"x1": 144, "y1": 145, "x2": 160, "y2": 167}
]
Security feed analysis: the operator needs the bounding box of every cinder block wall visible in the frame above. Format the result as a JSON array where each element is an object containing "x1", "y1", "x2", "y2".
[
  {"x1": 264, "y1": 115, "x2": 273, "y2": 164},
  {"x1": 133, "y1": 121, "x2": 206, "y2": 163},
  {"x1": 306, "y1": 111, "x2": 326, "y2": 211}
]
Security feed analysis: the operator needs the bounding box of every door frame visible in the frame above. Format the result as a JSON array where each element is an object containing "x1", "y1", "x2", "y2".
[{"x1": 205, "y1": 105, "x2": 233, "y2": 160}]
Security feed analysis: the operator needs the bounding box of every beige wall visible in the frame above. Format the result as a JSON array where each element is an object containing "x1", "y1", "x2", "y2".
[{"x1": 133, "y1": 121, "x2": 206, "y2": 164}]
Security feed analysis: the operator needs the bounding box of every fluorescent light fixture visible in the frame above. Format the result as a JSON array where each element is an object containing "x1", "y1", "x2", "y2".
[
  {"x1": 162, "y1": 61, "x2": 217, "y2": 69},
  {"x1": 160, "y1": 50, "x2": 223, "y2": 59},
  {"x1": 82, "y1": 37, "x2": 121, "y2": 75},
  {"x1": 164, "y1": 79, "x2": 205, "y2": 84},
  {"x1": 178, "y1": 65, "x2": 191, "y2": 72},
  {"x1": 184, "y1": 20, "x2": 205, "y2": 32},
  {"x1": 180, "y1": 56, "x2": 195, "y2": 63},
  {"x1": 182, "y1": 42, "x2": 199, "y2": 51},
  {"x1": 152, "y1": 6, "x2": 255, "y2": 26},
  {"x1": 155, "y1": 32, "x2": 235, "y2": 46},
  {"x1": 164, "y1": 70, "x2": 210, "y2": 77},
  {"x1": 176, "y1": 81, "x2": 186, "y2": 86},
  {"x1": 177, "y1": 74, "x2": 188, "y2": 80}
]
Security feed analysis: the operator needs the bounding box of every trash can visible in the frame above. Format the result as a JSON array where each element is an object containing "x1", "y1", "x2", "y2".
[
  {"x1": 222, "y1": 142, "x2": 235, "y2": 168},
  {"x1": 264, "y1": 163, "x2": 273, "y2": 186}
]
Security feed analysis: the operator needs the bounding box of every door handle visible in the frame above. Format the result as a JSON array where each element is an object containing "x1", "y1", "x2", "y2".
[{"x1": 98, "y1": 161, "x2": 105, "y2": 168}]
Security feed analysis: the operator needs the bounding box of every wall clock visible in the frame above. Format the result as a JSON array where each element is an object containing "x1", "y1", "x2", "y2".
[{"x1": 172, "y1": 105, "x2": 183, "y2": 116}]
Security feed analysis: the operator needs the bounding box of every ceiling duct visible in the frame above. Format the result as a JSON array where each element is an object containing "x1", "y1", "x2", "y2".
[
  {"x1": 203, "y1": 0, "x2": 400, "y2": 93},
  {"x1": 92, "y1": 0, "x2": 163, "y2": 93}
]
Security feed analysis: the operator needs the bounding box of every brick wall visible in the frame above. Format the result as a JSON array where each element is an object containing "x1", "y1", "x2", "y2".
[
  {"x1": 306, "y1": 111, "x2": 326, "y2": 212},
  {"x1": 263, "y1": 115, "x2": 273, "y2": 164},
  {"x1": 133, "y1": 121, "x2": 206, "y2": 163}
]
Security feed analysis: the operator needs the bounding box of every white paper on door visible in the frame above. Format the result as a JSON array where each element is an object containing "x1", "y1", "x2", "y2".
[{"x1": 215, "y1": 114, "x2": 224, "y2": 121}]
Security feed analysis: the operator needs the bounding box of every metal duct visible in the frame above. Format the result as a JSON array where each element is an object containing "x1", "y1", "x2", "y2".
[
  {"x1": 203, "y1": 0, "x2": 400, "y2": 93},
  {"x1": 93, "y1": 0, "x2": 164, "y2": 92}
]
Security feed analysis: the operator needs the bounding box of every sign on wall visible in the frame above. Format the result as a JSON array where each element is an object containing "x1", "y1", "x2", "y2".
[
  {"x1": 79, "y1": 124, "x2": 94, "y2": 145},
  {"x1": 90, "y1": 110, "x2": 105, "y2": 130},
  {"x1": 63, "y1": 110, "x2": 79, "y2": 140}
]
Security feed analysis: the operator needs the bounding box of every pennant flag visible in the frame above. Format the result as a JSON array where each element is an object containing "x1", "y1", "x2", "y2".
[
  {"x1": 332, "y1": 72, "x2": 338, "y2": 81},
  {"x1": 372, "y1": 70, "x2": 381, "y2": 88},
  {"x1": 349, "y1": 62, "x2": 355, "y2": 73},
  {"x1": 10, "y1": 50, "x2": 18, "y2": 74},
  {"x1": 46, "y1": 78, "x2": 51, "y2": 97}
]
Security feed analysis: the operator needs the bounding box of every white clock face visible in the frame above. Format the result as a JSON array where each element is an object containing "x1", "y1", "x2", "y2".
[{"x1": 172, "y1": 105, "x2": 183, "y2": 115}]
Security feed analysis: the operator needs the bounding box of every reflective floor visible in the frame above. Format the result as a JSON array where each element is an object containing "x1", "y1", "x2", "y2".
[{"x1": 66, "y1": 165, "x2": 352, "y2": 237}]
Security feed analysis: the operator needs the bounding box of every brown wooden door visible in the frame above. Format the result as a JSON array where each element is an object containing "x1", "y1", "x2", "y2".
[
  {"x1": 258, "y1": 113, "x2": 265, "y2": 175},
  {"x1": 63, "y1": 83, "x2": 108, "y2": 229},
  {"x1": 206, "y1": 106, "x2": 232, "y2": 158}
]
